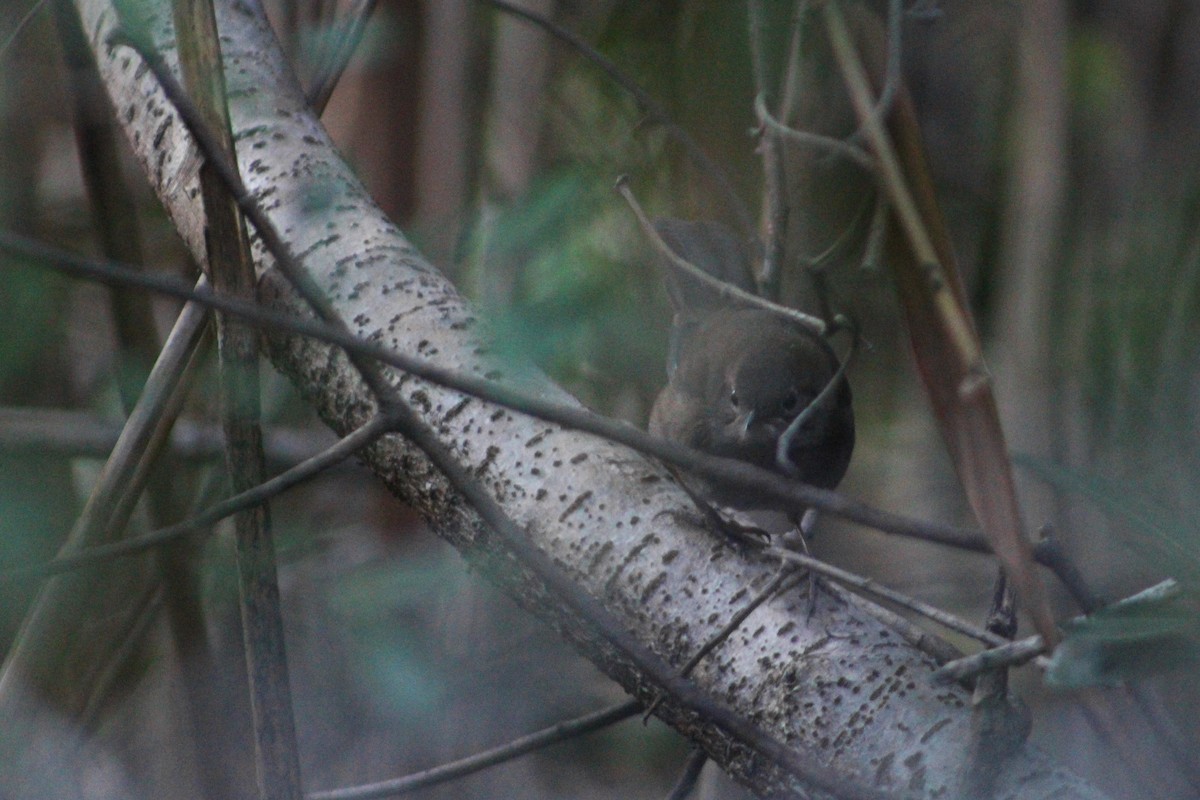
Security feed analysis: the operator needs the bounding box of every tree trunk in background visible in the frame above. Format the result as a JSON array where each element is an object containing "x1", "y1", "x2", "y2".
[
  {"x1": 991, "y1": 0, "x2": 1066, "y2": 581},
  {"x1": 414, "y1": 0, "x2": 473, "y2": 269}
]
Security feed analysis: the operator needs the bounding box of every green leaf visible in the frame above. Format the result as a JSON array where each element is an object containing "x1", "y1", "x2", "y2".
[{"x1": 1046, "y1": 580, "x2": 1200, "y2": 687}]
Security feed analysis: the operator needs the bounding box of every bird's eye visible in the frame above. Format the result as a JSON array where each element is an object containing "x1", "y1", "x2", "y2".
[
  {"x1": 729, "y1": 388, "x2": 740, "y2": 408},
  {"x1": 780, "y1": 389, "x2": 801, "y2": 413}
]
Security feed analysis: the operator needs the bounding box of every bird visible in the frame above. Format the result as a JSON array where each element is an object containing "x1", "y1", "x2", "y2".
[
  {"x1": 649, "y1": 307, "x2": 854, "y2": 510},
  {"x1": 647, "y1": 220, "x2": 855, "y2": 515}
]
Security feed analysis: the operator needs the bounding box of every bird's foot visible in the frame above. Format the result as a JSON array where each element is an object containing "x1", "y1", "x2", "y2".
[
  {"x1": 657, "y1": 505, "x2": 768, "y2": 551},
  {"x1": 802, "y1": 572, "x2": 825, "y2": 620},
  {"x1": 657, "y1": 471, "x2": 772, "y2": 552},
  {"x1": 780, "y1": 510, "x2": 823, "y2": 618},
  {"x1": 703, "y1": 506, "x2": 771, "y2": 551}
]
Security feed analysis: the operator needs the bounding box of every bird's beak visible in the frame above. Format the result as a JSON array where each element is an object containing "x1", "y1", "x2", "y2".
[{"x1": 734, "y1": 410, "x2": 755, "y2": 442}]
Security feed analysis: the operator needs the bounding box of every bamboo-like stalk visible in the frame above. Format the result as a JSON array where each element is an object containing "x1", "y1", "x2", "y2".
[{"x1": 169, "y1": 0, "x2": 302, "y2": 796}]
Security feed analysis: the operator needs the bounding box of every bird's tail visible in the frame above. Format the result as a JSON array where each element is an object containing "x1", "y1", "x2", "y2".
[{"x1": 653, "y1": 219, "x2": 758, "y2": 378}]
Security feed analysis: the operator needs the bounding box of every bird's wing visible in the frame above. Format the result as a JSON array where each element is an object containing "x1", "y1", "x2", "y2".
[{"x1": 653, "y1": 219, "x2": 757, "y2": 314}]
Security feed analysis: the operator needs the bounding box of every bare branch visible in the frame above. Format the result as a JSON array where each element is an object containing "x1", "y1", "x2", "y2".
[
  {"x1": 933, "y1": 636, "x2": 1046, "y2": 686},
  {"x1": 765, "y1": 547, "x2": 1029, "y2": 652},
  {"x1": 479, "y1": 0, "x2": 754, "y2": 238},
  {"x1": 845, "y1": 0, "x2": 903, "y2": 147},
  {"x1": 0, "y1": 280, "x2": 208, "y2": 716},
  {"x1": 2, "y1": 230, "x2": 1111, "y2": 601},
  {"x1": 0, "y1": 228, "x2": 996, "y2": 559},
  {"x1": 306, "y1": 700, "x2": 641, "y2": 800},
  {"x1": 616, "y1": 177, "x2": 827, "y2": 335},
  {"x1": 3, "y1": 414, "x2": 392, "y2": 581},
  {"x1": 755, "y1": 93, "x2": 875, "y2": 171},
  {"x1": 0, "y1": 407, "x2": 341, "y2": 468}
]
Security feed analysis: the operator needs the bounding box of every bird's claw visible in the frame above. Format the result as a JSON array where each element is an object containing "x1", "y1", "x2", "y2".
[{"x1": 703, "y1": 506, "x2": 771, "y2": 551}]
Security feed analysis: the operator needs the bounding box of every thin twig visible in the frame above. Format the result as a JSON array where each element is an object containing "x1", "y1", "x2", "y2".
[
  {"x1": 616, "y1": 176, "x2": 827, "y2": 334},
  {"x1": 0, "y1": 231, "x2": 1015, "y2": 561},
  {"x1": 747, "y1": 0, "x2": 789, "y2": 301},
  {"x1": 764, "y1": 546, "x2": 1019, "y2": 650},
  {"x1": 961, "y1": 569, "x2": 1033, "y2": 800},
  {"x1": 306, "y1": 0, "x2": 377, "y2": 114},
  {"x1": 101, "y1": 326, "x2": 206, "y2": 551},
  {"x1": 755, "y1": 93, "x2": 875, "y2": 171},
  {"x1": 757, "y1": 112, "x2": 789, "y2": 303},
  {"x1": 823, "y1": 582, "x2": 962, "y2": 665},
  {"x1": 0, "y1": 407, "x2": 343, "y2": 468},
  {"x1": 845, "y1": 0, "x2": 903, "y2": 147},
  {"x1": 985, "y1": 567, "x2": 1018, "y2": 640},
  {"x1": 665, "y1": 748, "x2": 708, "y2": 800},
  {"x1": 963, "y1": 570, "x2": 1021, "y2": 794},
  {"x1": 306, "y1": 700, "x2": 641, "y2": 800},
  {"x1": 479, "y1": 0, "x2": 754, "y2": 238},
  {"x1": 1032, "y1": 528, "x2": 1103, "y2": 614},
  {"x1": 748, "y1": 1, "x2": 825, "y2": 307},
  {"x1": 644, "y1": 567, "x2": 801, "y2": 719},
  {"x1": 976, "y1": 567, "x2": 1018, "y2": 685},
  {"x1": 820, "y1": 1, "x2": 980, "y2": 376},
  {"x1": 932, "y1": 636, "x2": 1045, "y2": 686},
  {"x1": 683, "y1": 569, "x2": 803, "y2": 676},
  {"x1": 777, "y1": 0, "x2": 810, "y2": 125},
  {"x1": 935, "y1": 577, "x2": 1181, "y2": 686},
  {"x1": 3, "y1": 414, "x2": 393, "y2": 581},
  {"x1": 777, "y1": 319, "x2": 857, "y2": 469},
  {"x1": 747, "y1": 0, "x2": 771, "y2": 104}
]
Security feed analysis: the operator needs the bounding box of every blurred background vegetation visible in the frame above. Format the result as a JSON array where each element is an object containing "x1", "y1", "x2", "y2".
[{"x1": 1, "y1": 1, "x2": 1198, "y2": 798}]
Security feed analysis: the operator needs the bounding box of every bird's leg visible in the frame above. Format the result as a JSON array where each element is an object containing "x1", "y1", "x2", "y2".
[
  {"x1": 657, "y1": 465, "x2": 771, "y2": 550},
  {"x1": 782, "y1": 508, "x2": 823, "y2": 618},
  {"x1": 781, "y1": 506, "x2": 820, "y2": 547}
]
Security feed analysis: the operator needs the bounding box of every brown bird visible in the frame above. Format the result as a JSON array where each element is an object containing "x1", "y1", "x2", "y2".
[
  {"x1": 649, "y1": 307, "x2": 854, "y2": 510},
  {"x1": 648, "y1": 220, "x2": 854, "y2": 513}
]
